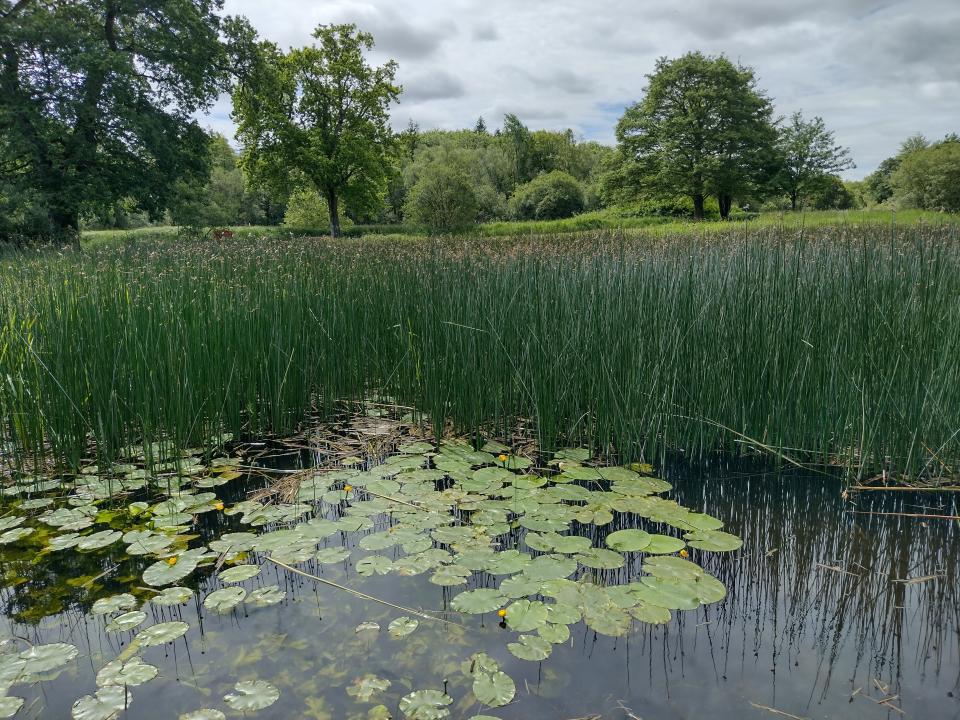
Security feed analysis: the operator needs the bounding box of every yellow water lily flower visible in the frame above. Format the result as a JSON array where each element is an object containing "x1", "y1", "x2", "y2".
[
  {"x1": 497, "y1": 454, "x2": 508, "y2": 462},
  {"x1": 213, "y1": 501, "x2": 224, "y2": 511},
  {"x1": 497, "y1": 608, "x2": 507, "y2": 618},
  {"x1": 166, "y1": 556, "x2": 178, "y2": 566},
  {"x1": 343, "y1": 484, "x2": 353, "y2": 493},
  {"x1": 679, "y1": 549, "x2": 689, "y2": 558}
]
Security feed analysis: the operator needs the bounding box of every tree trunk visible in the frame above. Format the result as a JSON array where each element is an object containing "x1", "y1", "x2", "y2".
[
  {"x1": 50, "y1": 207, "x2": 81, "y2": 249},
  {"x1": 718, "y1": 193, "x2": 732, "y2": 220},
  {"x1": 692, "y1": 194, "x2": 705, "y2": 221},
  {"x1": 790, "y1": 191, "x2": 798, "y2": 211},
  {"x1": 327, "y1": 190, "x2": 341, "y2": 238}
]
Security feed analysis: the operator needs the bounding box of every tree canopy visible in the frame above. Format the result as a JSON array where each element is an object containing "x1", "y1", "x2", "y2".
[
  {"x1": 775, "y1": 112, "x2": 854, "y2": 210},
  {"x1": 0, "y1": 0, "x2": 249, "y2": 244},
  {"x1": 232, "y1": 23, "x2": 400, "y2": 237},
  {"x1": 612, "y1": 52, "x2": 777, "y2": 219}
]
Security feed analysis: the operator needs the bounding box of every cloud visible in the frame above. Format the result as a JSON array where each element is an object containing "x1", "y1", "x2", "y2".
[{"x1": 218, "y1": 0, "x2": 960, "y2": 175}]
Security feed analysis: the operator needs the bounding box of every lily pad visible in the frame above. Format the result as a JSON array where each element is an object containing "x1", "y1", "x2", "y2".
[
  {"x1": 96, "y1": 656, "x2": 158, "y2": 687},
  {"x1": 218, "y1": 564, "x2": 260, "y2": 583},
  {"x1": 683, "y1": 529, "x2": 743, "y2": 552},
  {"x1": 20, "y1": 642, "x2": 79, "y2": 673},
  {"x1": 605, "y1": 529, "x2": 652, "y2": 552},
  {"x1": 224, "y1": 680, "x2": 280, "y2": 712},
  {"x1": 314, "y1": 547, "x2": 351, "y2": 564},
  {"x1": 387, "y1": 616, "x2": 419, "y2": 639},
  {"x1": 472, "y1": 671, "x2": 515, "y2": 707},
  {"x1": 71, "y1": 686, "x2": 132, "y2": 720},
  {"x1": 105, "y1": 611, "x2": 148, "y2": 632},
  {"x1": 137, "y1": 621, "x2": 189, "y2": 646},
  {"x1": 150, "y1": 586, "x2": 193, "y2": 606},
  {"x1": 642, "y1": 535, "x2": 687, "y2": 555},
  {"x1": 0, "y1": 697, "x2": 24, "y2": 718},
  {"x1": 575, "y1": 547, "x2": 625, "y2": 570},
  {"x1": 92, "y1": 594, "x2": 138, "y2": 616},
  {"x1": 451, "y1": 589, "x2": 506, "y2": 614},
  {"x1": 247, "y1": 585, "x2": 286, "y2": 607},
  {"x1": 507, "y1": 634, "x2": 552, "y2": 661},
  {"x1": 203, "y1": 587, "x2": 246, "y2": 613},
  {"x1": 429, "y1": 564, "x2": 471, "y2": 587},
  {"x1": 505, "y1": 599, "x2": 548, "y2": 632},
  {"x1": 398, "y1": 689, "x2": 453, "y2": 720},
  {"x1": 356, "y1": 555, "x2": 394, "y2": 576},
  {"x1": 0, "y1": 527, "x2": 33, "y2": 545},
  {"x1": 347, "y1": 674, "x2": 391, "y2": 702}
]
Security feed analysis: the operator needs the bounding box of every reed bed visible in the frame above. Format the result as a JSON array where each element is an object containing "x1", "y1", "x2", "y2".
[{"x1": 2, "y1": 223, "x2": 959, "y2": 479}]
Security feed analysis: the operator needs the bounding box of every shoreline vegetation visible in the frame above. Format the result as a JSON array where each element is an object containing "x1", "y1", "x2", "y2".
[{"x1": 3, "y1": 218, "x2": 959, "y2": 484}]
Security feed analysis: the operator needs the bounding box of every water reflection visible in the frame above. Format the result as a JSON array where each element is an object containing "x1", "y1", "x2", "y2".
[{"x1": 1, "y1": 459, "x2": 957, "y2": 719}]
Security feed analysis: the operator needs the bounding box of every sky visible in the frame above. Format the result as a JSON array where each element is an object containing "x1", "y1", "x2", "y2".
[{"x1": 211, "y1": 0, "x2": 960, "y2": 177}]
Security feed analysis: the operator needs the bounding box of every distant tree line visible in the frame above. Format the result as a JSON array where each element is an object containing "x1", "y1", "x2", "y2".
[{"x1": 2, "y1": 3, "x2": 957, "y2": 244}]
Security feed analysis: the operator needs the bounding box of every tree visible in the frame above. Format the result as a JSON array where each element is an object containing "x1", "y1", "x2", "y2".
[
  {"x1": 501, "y1": 113, "x2": 535, "y2": 186},
  {"x1": 864, "y1": 134, "x2": 927, "y2": 205},
  {"x1": 613, "y1": 52, "x2": 777, "y2": 220},
  {"x1": 0, "y1": 0, "x2": 248, "y2": 245},
  {"x1": 404, "y1": 163, "x2": 478, "y2": 233},
  {"x1": 775, "y1": 112, "x2": 854, "y2": 210},
  {"x1": 509, "y1": 171, "x2": 584, "y2": 220},
  {"x1": 474, "y1": 116, "x2": 487, "y2": 134},
  {"x1": 233, "y1": 24, "x2": 400, "y2": 237},
  {"x1": 891, "y1": 138, "x2": 960, "y2": 212}
]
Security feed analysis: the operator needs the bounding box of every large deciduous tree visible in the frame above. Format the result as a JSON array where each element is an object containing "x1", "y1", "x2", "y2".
[
  {"x1": 0, "y1": 0, "x2": 248, "y2": 244},
  {"x1": 776, "y1": 111, "x2": 854, "y2": 210},
  {"x1": 613, "y1": 52, "x2": 777, "y2": 220},
  {"x1": 232, "y1": 24, "x2": 400, "y2": 237}
]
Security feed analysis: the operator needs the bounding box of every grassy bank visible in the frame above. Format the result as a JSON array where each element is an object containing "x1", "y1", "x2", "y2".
[{"x1": 4, "y1": 223, "x2": 960, "y2": 479}]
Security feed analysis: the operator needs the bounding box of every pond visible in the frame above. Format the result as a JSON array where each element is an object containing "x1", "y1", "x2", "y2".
[{"x1": 0, "y1": 422, "x2": 957, "y2": 720}]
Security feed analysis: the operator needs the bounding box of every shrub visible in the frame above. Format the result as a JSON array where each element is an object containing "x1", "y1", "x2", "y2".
[
  {"x1": 509, "y1": 171, "x2": 584, "y2": 220},
  {"x1": 403, "y1": 164, "x2": 478, "y2": 233},
  {"x1": 283, "y1": 187, "x2": 354, "y2": 232},
  {"x1": 891, "y1": 140, "x2": 960, "y2": 212}
]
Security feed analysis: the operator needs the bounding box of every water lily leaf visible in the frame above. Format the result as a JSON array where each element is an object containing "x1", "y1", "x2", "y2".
[
  {"x1": 0, "y1": 527, "x2": 32, "y2": 545},
  {"x1": 314, "y1": 547, "x2": 351, "y2": 564},
  {"x1": 642, "y1": 555, "x2": 703, "y2": 580},
  {"x1": 537, "y1": 622, "x2": 571, "y2": 644},
  {"x1": 546, "y1": 534, "x2": 592, "y2": 554},
  {"x1": 208, "y1": 532, "x2": 258, "y2": 554},
  {"x1": 347, "y1": 673, "x2": 392, "y2": 703},
  {"x1": 124, "y1": 531, "x2": 175, "y2": 556},
  {"x1": 179, "y1": 710, "x2": 226, "y2": 720},
  {"x1": 105, "y1": 611, "x2": 147, "y2": 632},
  {"x1": 218, "y1": 564, "x2": 260, "y2": 583},
  {"x1": 605, "y1": 529, "x2": 652, "y2": 552},
  {"x1": 522, "y1": 554, "x2": 577, "y2": 581},
  {"x1": 692, "y1": 573, "x2": 727, "y2": 603},
  {"x1": 460, "y1": 652, "x2": 500, "y2": 677},
  {"x1": 359, "y1": 532, "x2": 401, "y2": 551},
  {"x1": 224, "y1": 680, "x2": 280, "y2": 712},
  {"x1": 387, "y1": 616, "x2": 419, "y2": 639},
  {"x1": 505, "y1": 599, "x2": 548, "y2": 632},
  {"x1": 554, "y1": 448, "x2": 591, "y2": 462},
  {"x1": 143, "y1": 554, "x2": 199, "y2": 586},
  {"x1": 576, "y1": 548, "x2": 625, "y2": 570},
  {"x1": 628, "y1": 601, "x2": 672, "y2": 625},
  {"x1": 96, "y1": 656, "x2": 158, "y2": 687},
  {"x1": 48, "y1": 532, "x2": 83, "y2": 551},
  {"x1": 92, "y1": 594, "x2": 137, "y2": 616},
  {"x1": 203, "y1": 587, "x2": 246, "y2": 613},
  {"x1": 451, "y1": 589, "x2": 506, "y2": 614},
  {"x1": 20, "y1": 642, "x2": 78, "y2": 673},
  {"x1": 137, "y1": 621, "x2": 189, "y2": 646},
  {"x1": 545, "y1": 600, "x2": 581, "y2": 624},
  {"x1": 683, "y1": 529, "x2": 742, "y2": 552},
  {"x1": 398, "y1": 689, "x2": 453, "y2": 720},
  {"x1": 642, "y1": 535, "x2": 686, "y2": 555},
  {"x1": 633, "y1": 577, "x2": 700, "y2": 610},
  {"x1": 71, "y1": 686, "x2": 132, "y2": 720},
  {"x1": 473, "y1": 670, "x2": 515, "y2": 707},
  {"x1": 398, "y1": 441, "x2": 435, "y2": 454},
  {"x1": 0, "y1": 696, "x2": 24, "y2": 718},
  {"x1": 0, "y1": 516, "x2": 24, "y2": 532},
  {"x1": 485, "y1": 550, "x2": 531, "y2": 575},
  {"x1": 429, "y1": 564, "x2": 471, "y2": 587},
  {"x1": 498, "y1": 575, "x2": 544, "y2": 598},
  {"x1": 356, "y1": 555, "x2": 394, "y2": 576},
  {"x1": 150, "y1": 586, "x2": 193, "y2": 606},
  {"x1": 582, "y1": 604, "x2": 631, "y2": 636},
  {"x1": 507, "y1": 634, "x2": 552, "y2": 661},
  {"x1": 247, "y1": 585, "x2": 286, "y2": 607}
]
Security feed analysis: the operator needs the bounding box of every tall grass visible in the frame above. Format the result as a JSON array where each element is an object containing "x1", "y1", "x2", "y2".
[{"x1": 3, "y1": 223, "x2": 960, "y2": 479}]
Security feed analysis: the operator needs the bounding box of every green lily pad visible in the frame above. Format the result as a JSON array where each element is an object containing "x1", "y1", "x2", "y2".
[
  {"x1": 643, "y1": 535, "x2": 687, "y2": 555},
  {"x1": 429, "y1": 564, "x2": 471, "y2": 586},
  {"x1": 347, "y1": 674, "x2": 391, "y2": 702},
  {"x1": 605, "y1": 529, "x2": 652, "y2": 552},
  {"x1": 505, "y1": 599, "x2": 549, "y2": 632},
  {"x1": 247, "y1": 585, "x2": 286, "y2": 607},
  {"x1": 356, "y1": 555, "x2": 394, "y2": 576},
  {"x1": 20, "y1": 642, "x2": 78, "y2": 673},
  {"x1": 137, "y1": 621, "x2": 189, "y2": 646},
  {"x1": 204, "y1": 587, "x2": 246, "y2": 613},
  {"x1": 218, "y1": 564, "x2": 260, "y2": 583},
  {"x1": 683, "y1": 529, "x2": 743, "y2": 552},
  {"x1": 399, "y1": 689, "x2": 453, "y2": 720},
  {"x1": 633, "y1": 577, "x2": 700, "y2": 610},
  {"x1": 537, "y1": 622, "x2": 571, "y2": 644},
  {"x1": 628, "y1": 600, "x2": 672, "y2": 624},
  {"x1": 473, "y1": 670, "x2": 515, "y2": 707},
  {"x1": 96, "y1": 657, "x2": 158, "y2": 687},
  {"x1": 143, "y1": 553, "x2": 199, "y2": 586},
  {"x1": 0, "y1": 697, "x2": 24, "y2": 718},
  {"x1": 315, "y1": 547, "x2": 351, "y2": 564},
  {"x1": 105, "y1": 611, "x2": 147, "y2": 632},
  {"x1": 642, "y1": 555, "x2": 703, "y2": 580},
  {"x1": 507, "y1": 634, "x2": 552, "y2": 661},
  {"x1": 224, "y1": 680, "x2": 280, "y2": 712},
  {"x1": 71, "y1": 686, "x2": 132, "y2": 720},
  {"x1": 150, "y1": 587, "x2": 193, "y2": 606},
  {"x1": 451, "y1": 589, "x2": 506, "y2": 614},
  {"x1": 387, "y1": 616, "x2": 419, "y2": 639},
  {"x1": 576, "y1": 548, "x2": 625, "y2": 570},
  {"x1": 522, "y1": 554, "x2": 577, "y2": 581},
  {"x1": 92, "y1": 594, "x2": 138, "y2": 616},
  {"x1": 355, "y1": 621, "x2": 381, "y2": 634},
  {"x1": 0, "y1": 527, "x2": 33, "y2": 545},
  {"x1": 582, "y1": 604, "x2": 631, "y2": 636}
]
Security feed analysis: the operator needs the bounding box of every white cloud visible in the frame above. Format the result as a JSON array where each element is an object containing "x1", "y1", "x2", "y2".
[{"x1": 216, "y1": 0, "x2": 960, "y2": 175}]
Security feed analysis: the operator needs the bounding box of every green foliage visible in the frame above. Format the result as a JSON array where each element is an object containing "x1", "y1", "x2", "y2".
[
  {"x1": 509, "y1": 171, "x2": 585, "y2": 220},
  {"x1": 284, "y1": 187, "x2": 356, "y2": 229},
  {"x1": 803, "y1": 175, "x2": 857, "y2": 210},
  {"x1": 233, "y1": 24, "x2": 400, "y2": 237},
  {"x1": 891, "y1": 138, "x2": 960, "y2": 212},
  {"x1": 775, "y1": 112, "x2": 854, "y2": 210},
  {"x1": 404, "y1": 165, "x2": 478, "y2": 233},
  {"x1": 0, "y1": 0, "x2": 250, "y2": 244},
  {"x1": 613, "y1": 52, "x2": 777, "y2": 219}
]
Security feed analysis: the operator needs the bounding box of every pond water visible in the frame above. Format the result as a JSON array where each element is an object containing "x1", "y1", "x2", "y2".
[{"x1": 0, "y1": 436, "x2": 957, "y2": 720}]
